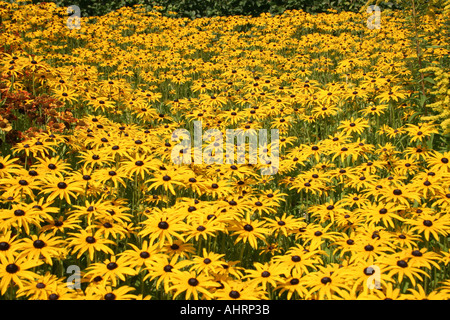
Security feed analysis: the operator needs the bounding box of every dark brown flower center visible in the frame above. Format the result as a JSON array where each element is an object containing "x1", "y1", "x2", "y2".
[
  {"x1": 261, "y1": 271, "x2": 270, "y2": 278},
  {"x1": 321, "y1": 277, "x2": 332, "y2": 284},
  {"x1": 188, "y1": 278, "x2": 199, "y2": 286},
  {"x1": 164, "y1": 265, "x2": 173, "y2": 272},
  {"x1": 412, "y1": 250, "x2": 422, "y2": 257},
  {"x1": 106, "y1": 262, "x2": 118, "y2": 270},
  {"x1": 6, "y1": 263, "x2": 19, "y2": 274},
  {"x1": 36, "y1": 282, "x2": 46, "y2": 289},
  {"x1": 33, "y1": 240, "x2": 46, "y2": 249},
  {"x1": 57, "y1": 182, "x2": 67, "y2": 189},
  {"x1": 14, "y1": 209, "x2": 25, "y2": 216},
  {"x1": 86, "y1": 236, "x2": 96, "y2": 244},
  {"x1": 423, "y1": 220, "x2": 433, "y2": 227},
  {"x1": 158, "y1": 221, "x2": 169, "y2": 229},
  {"x1": 0, "y1": 242, "x2": 10, "y2": 251},
  {"x1": 363, "y1": 267, "x2": 375, "y2": 276},
  {"x1": 104, "y1": 293, "x2": 116, "y2": 300},
  {"x1": 397, "y1": 260, "x2": 408, "y2": 268}
]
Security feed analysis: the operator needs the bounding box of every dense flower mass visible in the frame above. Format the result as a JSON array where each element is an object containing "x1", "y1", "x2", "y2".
[{"x1": 0, "y1": 0, "x2": 449, "y2": 300}]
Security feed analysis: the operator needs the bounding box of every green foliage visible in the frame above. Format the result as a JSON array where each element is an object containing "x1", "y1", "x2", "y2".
[{"x1": 35, "y1": 0, "x2": 377, "y2": 18}]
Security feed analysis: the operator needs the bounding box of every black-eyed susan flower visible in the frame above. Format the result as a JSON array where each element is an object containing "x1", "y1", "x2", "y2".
[
  {"x1": 87, "y1": 218, "x2": 130, "y2": 240},
  {"x1": 0, "y1": 231, "x2": 23, "y2": 258},
  {"x1": 0, "y1": 252, "x2": 42, "y2": 295},
  {"x1": 371, "y1": 282, "x2": 406, "y2": 300},
  {"x1": 390, "y1": 228, "x2": 421, "y2": 250},
  {"x1": 302, "y1": 264, "x2": 349, "y2": 300},
  {"x1": 276, "y1": 269, "x2": 308, "y2": 300},
  {"x1": 16, "y1": 272, "x2": 66, "y2": 300},
  {"x1": 358, "y1": 202, "x2": 405, "y2": 229},
  {"x1": 144, "y1": 255, "x2": 193, "y2": 293},
  {"x1": 67, "y1": 229, "x2": 116, "y2": 261},
  {"x1": 40, "y1": 215, "x2": 82, "y2": 236},
  {"x1": 381, "y1": 254, "x2": 430, "y2": 287},
  {"x1": 349, "y1": 238, "x2": 396, "y2": 265},
  {"x1": 92, "y1": 167, "x2": 128, "y2": 190},
  {"x1": 274, "y1": 243, "x2": 322, "y2": 276},
  {"x1": 160, "y1": 240, "x2": 196, "y2": 260},
  {"x1": 229, "y1": 213, "x2": 269, "y2": 249},
  {"x1": 405, "y1": 285, "x2": 447, "y2": 300},
  {"x1": 264, "y1": 213, "x2": 304, "y2": 237},
  {"x1": 16, "y1": 233, "x2": 65, "y2": 265},
  {"x1": 34, "y1": 156, "x2": 72, "y2": 177},
  {"x1": 404, "y1": 123, "x2": 439, "y2": 143},
  {"x1": 337, "y1": 117, "x2": 369, "y2": 136},
  {"x1": 243, "y1": 261, "x2": 284, "y2": 291},
  {"x1": 190, "y1": 249, "x2": 226, "y2": 276},
  {"x1": 138, "y1": 208, "x2": 187, "y2": 247},
  {"x1": 213, "y1": 260, "x2": 245, "y2": 280},
  {"x1": 427, "y1": 150, "x2": 450, "y2": 173},
  {"x1": 184, "y1": 216, "x2": 223, "y2": 242},
  {"x1": 0, "y1": 155, "x2": 21, "y2": 178},
  {"x1": 0, "y1": 174, "x2": 41, "y2": 200},
  {"x1": 85, "y1": 255, "x2": 137, "y2": 287},
  {"x1": 296, "y1": 223, "x2": 340, "y2": 250},
  {"x1": 405, "y1": 247, "x2": 441, "y2": 270},
  {"x1": 342, "y1": 262, "x2": 393, "y2": 294},
  {"x1": 169, "y1": 271, "x2": 217, "y2": 300},
  {"x1": 376, "y1": 85, "x2": 408, "y2": 103},
  {"x1": 405, "y1": 212, "x2": 450, "y2": 241},
  {"x1": 39, "y1": 175, "x2": 84, "y2": 204},
  {"x1": 77, "y1": 149, "x2": 114, "y2": 170},
  {"x1": 213, "y1": 279, "x2": 266, "y2": 300},
  {"x1": 87, "y1": 285, "x2": 138, "y2": 300},
  {"x1": 119, "y1": 240, "x2": 162, "y2": 270},
  {"x1": 0, "y1": 203, "x2": 42, "y2": 235},
  {"x1": 145, "y1": 169, "x2": 186, "y2": 196},
  {"x1": 119, "y1": 153, "x2": 157, "y2": 180},
  {"x1": 308, "y1": 200, "x2": 350, "y2": 224}
]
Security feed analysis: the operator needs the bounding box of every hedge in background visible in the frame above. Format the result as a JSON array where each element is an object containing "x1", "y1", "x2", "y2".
[{"x1": 25, "y1": 0, "x2": 391, "y2": 18}]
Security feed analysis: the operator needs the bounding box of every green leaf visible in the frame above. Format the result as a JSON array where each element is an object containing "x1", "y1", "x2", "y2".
[
  {"x1": 424, "y1": 77, "x2": 436, "y2": 84},
  {"x1": 419, "y1": 94, "x2": 427, "y2": 107}
]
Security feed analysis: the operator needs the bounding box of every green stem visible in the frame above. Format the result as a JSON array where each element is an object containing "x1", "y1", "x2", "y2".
[{"x1": 410, "y1": 0, "x2": 427, "y2": 115}]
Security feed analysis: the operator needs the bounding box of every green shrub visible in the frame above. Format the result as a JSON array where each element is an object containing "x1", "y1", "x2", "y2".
[{"x1": 33, "y1": 0, "x2": 385, "y2": 18}]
